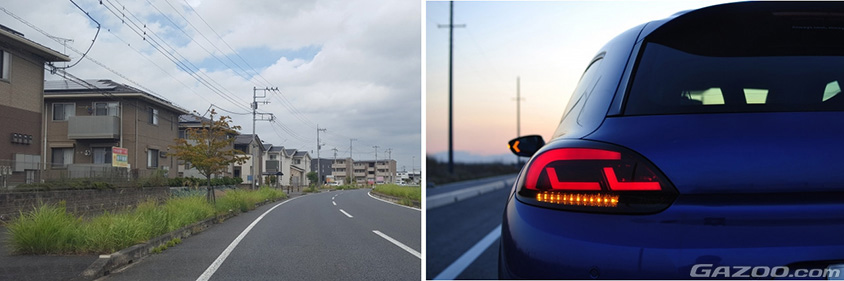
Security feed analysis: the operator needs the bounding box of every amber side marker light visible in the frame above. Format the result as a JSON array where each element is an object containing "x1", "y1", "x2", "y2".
[{"x1": 536, "y1": 191, "x2": 619, "y2": 207}]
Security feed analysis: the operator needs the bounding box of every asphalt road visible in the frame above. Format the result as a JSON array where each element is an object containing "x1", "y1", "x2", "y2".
[
  {"x1": 100, "y1": 189, "x2": 421, "y2": 281},
  {"x1": 426, "y1": 175, "x2": 517, "y2": 280}
]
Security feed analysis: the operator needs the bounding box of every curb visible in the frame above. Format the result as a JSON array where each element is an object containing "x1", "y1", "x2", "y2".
[
  {"x1": 73, "y1": 197, "x2": 286, "y2": 281},
  {"x1": 369, "y1": 190, "x2": 421, "y2": 208},
  {"x1": 426, "y1": 179, "x2": 514, "y2": 210}
]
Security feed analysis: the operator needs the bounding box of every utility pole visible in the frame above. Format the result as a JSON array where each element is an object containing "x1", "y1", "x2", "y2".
[
  {"x1": 252, "y1": 87, "x2": 276, "y2": 189},
  {"x1": 317, "y1": 124, "x2": 326, "y2": 187},
  {"x1": 350, "y1": 138, "x2": 357, "y2": 160},
  {"x1": 385, "y1": 148, "x2": 392, "y2": 183},
  {"x1": 438, "y1": 1, "x2": 465, "y2": 174},
  {"x1": 513, "y1": 77, "x2": 525, "y2": 166},
  {"x1": 372, "y1": 145, "x2": 379, "y2": 185}
]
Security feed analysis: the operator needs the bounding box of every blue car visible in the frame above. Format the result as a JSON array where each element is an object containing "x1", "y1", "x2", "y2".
[{"x1": 500, "y1": 2, "x2": 844, "y2": 279}]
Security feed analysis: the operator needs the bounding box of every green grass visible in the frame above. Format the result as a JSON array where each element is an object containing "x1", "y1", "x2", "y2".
[
  {"x1": 7, "y1": 187, "x2": 288, "y2": 254},
  {"x1": 372, "y1": 184, "x2": 421, "y2": 206}
]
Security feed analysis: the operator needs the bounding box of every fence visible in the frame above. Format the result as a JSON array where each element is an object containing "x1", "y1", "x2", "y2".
[{"x1": 0, "y1": 159, "x2": 171, "y2": 190}]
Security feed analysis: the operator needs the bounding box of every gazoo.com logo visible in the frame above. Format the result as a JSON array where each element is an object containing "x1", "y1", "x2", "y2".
[{"x1": 690, "y1": 264, "x2": 841, "y2": 278}]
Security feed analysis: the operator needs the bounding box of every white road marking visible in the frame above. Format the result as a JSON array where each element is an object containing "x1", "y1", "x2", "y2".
[
  {"x1": 332, "y1": 201, "x2": 336, "y2": 206},
  {"x1": 372, "y1": 230, "x2": 421, "y2": 259},
  {"x1": 367, "y1": 191, "x2": 421, "y2": 211},
  {"x1": 434, "y1": 224, "x2": 502, "y2": 280},
  {"x1": 339, "y1": 209, "x2": 353, "y2": 218},
  {"x1": 196, "y1": 196, "x2": 301, "y2": 281}
]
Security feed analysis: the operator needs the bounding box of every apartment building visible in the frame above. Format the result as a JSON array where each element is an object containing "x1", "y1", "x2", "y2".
[
  {"x1": 43, "y1": 79, "x2": 188, "y2": 179},
  {"x1": 0, "y1": 25, "x2": 69, "y2": 186},
  {"x1": 333, "y1": 158, "x2": 397, "y2": 185}
]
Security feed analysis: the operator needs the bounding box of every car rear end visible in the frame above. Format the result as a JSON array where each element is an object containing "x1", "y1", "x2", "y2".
[{"x1": 500, "y1": 2, "x2": 844, "y2": 279}]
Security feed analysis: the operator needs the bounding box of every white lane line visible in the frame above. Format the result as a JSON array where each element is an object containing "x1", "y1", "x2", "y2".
[
  {"x1": 196, "y1": 196, "x2": 302, "y2": 281},
  {"x1": 339, "y1": 209, "x2": 353, "y2": 218},
  {"x1": 372, "y1": 230, "x2": 421, "y2": 259},
  {"x1": 332, "y1": 201, "x2": 336, "y2": 206},
  {"x1": 434, "y1": 224, "x2": 502, "y2": 280},
  {"x1": 367, "y1": 191, "x2": 421, "y2": 211}
]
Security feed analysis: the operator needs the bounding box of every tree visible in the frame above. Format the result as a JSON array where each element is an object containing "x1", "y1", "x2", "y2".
[
  {"x1": 306, "y1": 171, "x2": 318, "y2": 187},
  {"x1": 170, "y1": 110, "x2": 249, "y2": 203}
]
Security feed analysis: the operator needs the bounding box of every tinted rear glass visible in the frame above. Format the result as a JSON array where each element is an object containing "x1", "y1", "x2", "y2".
[{"x1": 624, "y1": 43, "x2": 844, "y2": 115}]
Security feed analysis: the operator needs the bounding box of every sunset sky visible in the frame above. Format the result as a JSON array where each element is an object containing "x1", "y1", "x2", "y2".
[{"x1": 425, "y1": 0, "x2": 733, "y2": 159}]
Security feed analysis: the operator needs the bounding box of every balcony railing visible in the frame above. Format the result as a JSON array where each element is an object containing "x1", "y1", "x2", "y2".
[{"x1": 68, "y1": 116, "x2": 120, "y2": 139}]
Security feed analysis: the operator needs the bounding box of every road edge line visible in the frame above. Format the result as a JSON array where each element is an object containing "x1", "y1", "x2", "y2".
[
  {"x1": 433, "y1": 224, "x2": 502, "y2": 280},
  {"x1": 196, "y1": 196, "x2": 302, "y2": 281},
  {"x1": 372, "y1": 230, "x2": 421, "y2": 259}
]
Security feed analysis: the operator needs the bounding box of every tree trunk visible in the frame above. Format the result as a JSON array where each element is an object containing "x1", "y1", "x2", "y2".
[{"x1": 206, "y1": 175, "x2": 215, "y2": 203}]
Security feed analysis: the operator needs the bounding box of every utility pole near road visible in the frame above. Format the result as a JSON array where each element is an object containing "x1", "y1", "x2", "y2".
[
  {"x1": 317, "y1": 126, "x2": 326, "y2": 188},
  {"x1": 372, "y1": 145, "x2": 379, "y2": 185},
  {"x1": 252, "y1": 87, "x2": 276, "y2": 189},
  {"x1": 438, "y1": 0, "x2": 465, "y2": 174},
  {"x1": 513, "y1": 77, "x2": 525, "y2": 166}
]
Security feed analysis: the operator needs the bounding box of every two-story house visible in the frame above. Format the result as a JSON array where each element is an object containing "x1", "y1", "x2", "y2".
[
  {"x1": 263, "y1": 144, "x2": 292, "y2": 188},
  {"x1": 177, "y1": 114, "x2": 237, "y2": 179},
  {"x1": 0, "y1": 25, "x2": 69, "y2": 186},
  {"x1": 233, "y1": 134, "x2": 264, "y2": 186},
  {"x1": 43, "y1": 79, "x2": 189, "y2": 179}
]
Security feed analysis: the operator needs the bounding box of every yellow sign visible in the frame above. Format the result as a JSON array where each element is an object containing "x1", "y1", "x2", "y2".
[{"x1": 112, "y1": 147, "x2": 128, "y2": 168}]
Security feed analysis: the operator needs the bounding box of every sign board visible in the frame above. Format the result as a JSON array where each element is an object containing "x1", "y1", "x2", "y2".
[{"x1": 112, "y1": 147, "x2": 129, "y2": 168}]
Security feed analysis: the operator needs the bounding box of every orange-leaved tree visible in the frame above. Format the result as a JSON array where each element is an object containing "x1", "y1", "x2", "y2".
[{"x1": 170, "y1": 110, "x2": 248, "y2": 203}]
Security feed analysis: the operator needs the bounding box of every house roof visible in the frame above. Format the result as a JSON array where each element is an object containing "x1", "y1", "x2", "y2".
[
  {"x1": 0, "y1": 24, "x2": 69, "y2": 62},
  {"x1": 178, "y1": 114, "x2": 210, "y2": 124},
  {"x1": 269, "y1": 146, "x2": 285, "y2": 153},
  {"x1": 44, "y1": 79, "x2": 189, "y2": 114},
  {"x1": 293, "y1": 151, "x2": 309, "y2": 158},
  {"x1": 284, "y1": 149, "x2": 297, "y2": 156},
  {"x1": 234, "y1": 134, "x2": 255, "y2": 145},
  {"x1": 263, "y1": 144, "x2": 272, "y2": 151}
]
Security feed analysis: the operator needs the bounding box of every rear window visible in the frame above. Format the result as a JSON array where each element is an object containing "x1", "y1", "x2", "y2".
[
  {"x1": 623, "y1": 2, "x2": 844, "y2": 115},
  {"x1": 624, "y1": 43, "x2": 844, "y2": 115}
]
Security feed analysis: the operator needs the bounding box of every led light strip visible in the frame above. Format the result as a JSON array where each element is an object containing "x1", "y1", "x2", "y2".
[{"x1": 536, "y1": 191, "x2": 619, "y2": 207}]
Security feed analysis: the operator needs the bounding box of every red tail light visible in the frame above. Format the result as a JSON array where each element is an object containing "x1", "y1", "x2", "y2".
[{"x1": 517, "y1": 147, "x2": 677, "y2": 214}]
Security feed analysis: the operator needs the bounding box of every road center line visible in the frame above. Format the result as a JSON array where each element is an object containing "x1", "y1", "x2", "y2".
[
  {"x1": 332, "y1": 201, "x2": 336, "y2": 206},
  {"x1": 372, "y1": 230, "x2": 421, "y2": 259},
  {"x1": 196, "y1": 196, "x2": 301, "y2": 281},
  {"x1": 434, "y1": 224, "x2": 502, "y2": 280},
  {"x1": 339, "y1": 209, "x2": 353, "y2": 218}
]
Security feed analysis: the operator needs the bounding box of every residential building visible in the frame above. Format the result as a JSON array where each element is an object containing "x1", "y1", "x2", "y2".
[
  {"x1": 291, "y1": 150, "x2": 311, "y2": 187},
  {"x1": 176, "y1": 114, "x2": 236, "y2": 179},
  {"x1": 44, "y1": 79, "x2": 188, "y2": 179},
  {"x1": 396, "y1": 170, "x2": 420, "y2": 185},
  {"x1": 233, "y1": 134, "x2": 265, "y2": 186},
  {"x1": 311, "y1": 158, "x2": 332, "y2": 185},
  {"x1": 331, "y1": 157, "x2": 354, "y2": 185},
  {"x1": 263, "y1": 145, "x2": 291, "y2": 187},
  {"x1": 333, "y1": 158, "x2": 397, "y2": 185},
  {"x1": 0, "y1": 25, "x2": 69, "y2": 186}
]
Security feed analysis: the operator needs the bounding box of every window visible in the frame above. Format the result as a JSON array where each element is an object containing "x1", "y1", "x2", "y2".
[
  {"x1": 51, "y1": 148, "x2": 73, "y2": 168},
  {"x1": 149, "y1": 107, "x2": 158, "y2": 125},
  {"x1": 148, "y1": 149, "x2": 159, "y2": 168},
  {"x1": 625, "y1": 43, "x2": 844, "y2": 115},
  {"x1": 1, "y1": 50, "x2": 9, "y2": 80},
  {"x1": 93, "y1": 147, "x2": 112, "y2": 164},
  {"x1": 94, "y1": 102, "x2": 119, "y2": 116},
  {"x1": 53, "y1": 103, "x2": 75, "y2": 121}
]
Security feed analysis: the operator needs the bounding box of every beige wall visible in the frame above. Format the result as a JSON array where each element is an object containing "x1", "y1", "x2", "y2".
[
  {"x1": 0, "y1": 47, "x2": 44, "y2": 113},
  {"x1": 0, "y1": 45, "x2": 46, "y2": 182}
]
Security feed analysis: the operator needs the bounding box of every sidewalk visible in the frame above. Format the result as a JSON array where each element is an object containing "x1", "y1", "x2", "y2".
[
  {"x1": 0, "y1": 189, "x2": 308, "y2": 281},
  {"x1": 0, "y1": 226, "x2": 97, "y2": 281}
]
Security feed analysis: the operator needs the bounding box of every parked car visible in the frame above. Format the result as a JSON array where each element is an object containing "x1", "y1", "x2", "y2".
[{"x1": 501, "y1": 2, "x2": 844, "y2": 279}]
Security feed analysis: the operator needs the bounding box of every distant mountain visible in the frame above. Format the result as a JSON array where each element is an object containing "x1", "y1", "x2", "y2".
[{"x1": 427, "y1": 151, "x2": 523, "y2": 164}]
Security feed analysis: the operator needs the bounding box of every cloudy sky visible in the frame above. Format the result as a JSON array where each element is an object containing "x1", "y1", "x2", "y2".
[
  {"x1": 1, "y1": 0, "x2": 421, "y2": 172},
  {"x1": 426, "y1": 0, "x2": 733, "y2": 161}
]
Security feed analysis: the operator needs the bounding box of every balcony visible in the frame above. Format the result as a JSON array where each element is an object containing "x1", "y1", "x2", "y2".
[
  {"x1": 68, "y1": 116, "x2": 120, "y2": 139},
  {"x1": 331, "y1": 163, "x2": 346, "y2": 169}
]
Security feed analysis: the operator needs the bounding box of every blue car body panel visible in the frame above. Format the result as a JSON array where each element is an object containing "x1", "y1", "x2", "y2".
[{"x1": 500, "y1": 1, "x2": 844, "y2": 279}]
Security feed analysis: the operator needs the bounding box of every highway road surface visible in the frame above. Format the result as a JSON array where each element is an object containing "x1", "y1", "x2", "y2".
[
  {"x1": 426, "y1": 174, "x2": 517, "y2": 280},
  {"x1": 100, "y1": 189, "x2": 420, "y2": 281}
]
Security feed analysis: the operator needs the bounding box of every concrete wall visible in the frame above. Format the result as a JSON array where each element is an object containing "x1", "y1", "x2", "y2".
[{"x1": 0, "y1": 187, "x2": 170, "y2": 222}]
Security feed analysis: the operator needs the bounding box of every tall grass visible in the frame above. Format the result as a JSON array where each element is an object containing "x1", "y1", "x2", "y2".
[
  {"x1": 7, "y1": 187, "x2": 286, "y2": 254},
  {"x1": 372, "y1": 184, "x2": 421, "y2": 204},
  {"x1": 6, "y1": 202, "x2": 81, "y2": 254}
]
